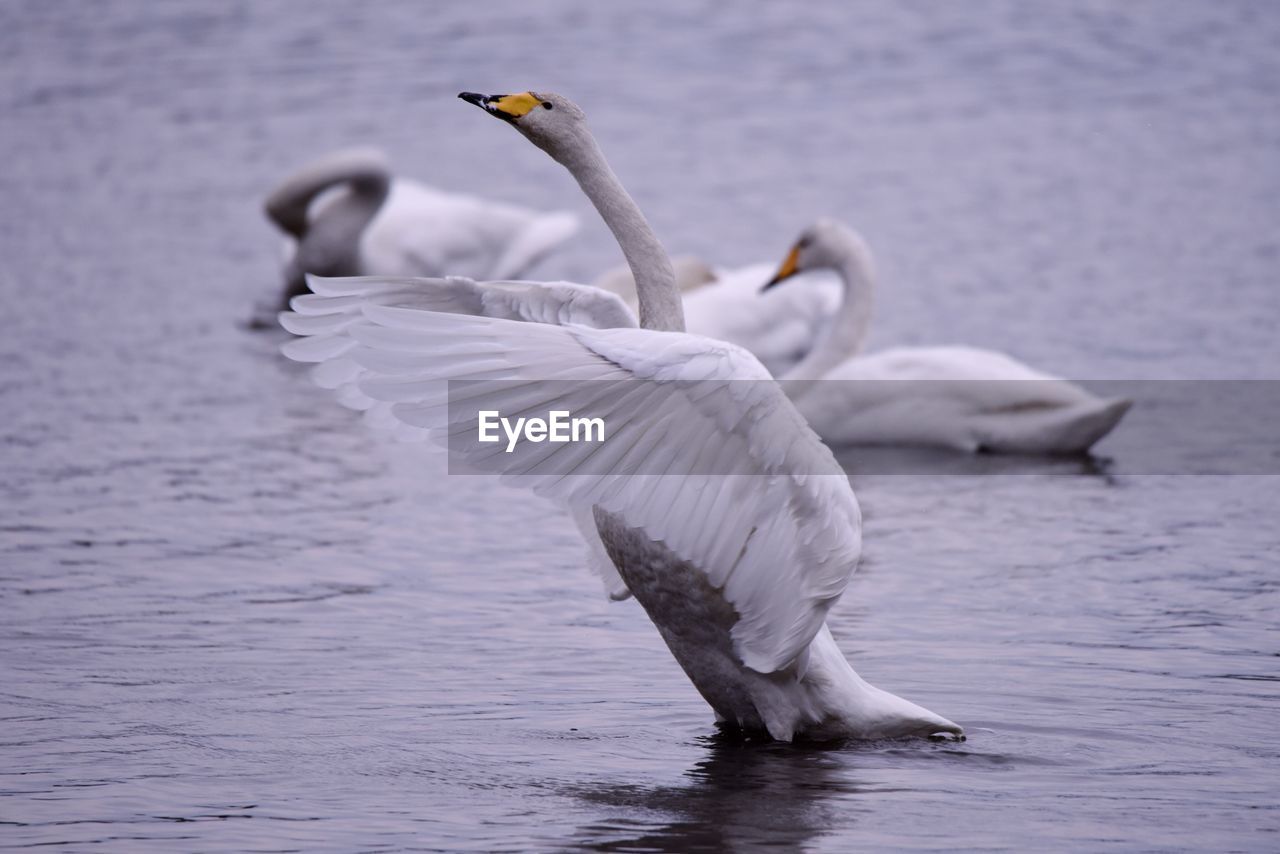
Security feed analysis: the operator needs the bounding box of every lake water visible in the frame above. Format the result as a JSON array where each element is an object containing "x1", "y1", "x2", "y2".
[{"x1": 3, "y1": 1, "x2": 1279, "y2": 850}]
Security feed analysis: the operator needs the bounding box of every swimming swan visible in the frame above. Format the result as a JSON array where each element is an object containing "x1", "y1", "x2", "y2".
[
  {"x1": 264, "y1": 147, "x2": 579, "y2": 308},
  {"x1": 280, "y1": 91, "x2": 962, "y2": 742},
  {"x1": 767, "y1": 219, "x2": 1132, "y2": 454}
]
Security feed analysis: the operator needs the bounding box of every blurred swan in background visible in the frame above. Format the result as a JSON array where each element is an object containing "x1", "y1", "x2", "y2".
[
  {"x1": 594, "y1": 258, "x2": 839, "y2": 376},
  {"x1": 280, "y1": 90, "x2": 962, "y2": 742},
  {"x1": 263, "y1": 147, "x2": 579, "y2": 308},
  {"x1": 767, "y1": 219, "x2": 1132, "y2": 453}
]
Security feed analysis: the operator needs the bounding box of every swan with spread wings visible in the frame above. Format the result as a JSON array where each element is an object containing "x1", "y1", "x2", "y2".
[{"x1": 281, "y1": 90, "x2": 962, "y2": 742}]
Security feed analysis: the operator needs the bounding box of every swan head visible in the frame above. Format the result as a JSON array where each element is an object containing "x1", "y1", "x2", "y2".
[
  {"x1": 458, "y1": 91, "x2": 589, "y2": 159},
  {"x1": 763, "y1": 219, "x2": 873, "y2": 291}
]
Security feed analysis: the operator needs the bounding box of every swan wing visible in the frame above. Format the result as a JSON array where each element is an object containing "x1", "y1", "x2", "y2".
[
  {"x1": 283, "y1": 274, "x2": 637, "y2": 332},
  {"x1": 282, "y1": 298, "x2": 862, "y2": 674}
]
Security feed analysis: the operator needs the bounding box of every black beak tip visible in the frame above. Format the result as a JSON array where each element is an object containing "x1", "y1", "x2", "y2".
[
  {"x1": 458, "y1": 92, "x2": 487, "y2": 106},
  {"x1": 761, "y1": 276, "x2": 781, "y2": 293}
]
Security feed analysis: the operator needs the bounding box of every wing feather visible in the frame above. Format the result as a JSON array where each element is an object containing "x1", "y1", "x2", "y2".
[{"x1": 302, "y1": 274, "x2": 637, "y2": 330}]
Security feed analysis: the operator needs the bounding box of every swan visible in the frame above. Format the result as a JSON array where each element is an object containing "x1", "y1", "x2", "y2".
[
  {"x1": 767, "y1": 219, "x2": 1133, "y2": 454},
  {"x1": 280, "y1": 91, "x2": 963, "y2": 742},
  {"x1": 264, "y1": 146, "x2": 580, "y2": 308},
  {"x1": 594, "y1": 258, "x2": 840, "y2": 376}
]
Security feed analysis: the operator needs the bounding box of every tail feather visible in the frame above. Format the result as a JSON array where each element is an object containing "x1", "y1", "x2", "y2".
[{"x1": 974, "y1": 396, "x2": 1133, "y2": 454}]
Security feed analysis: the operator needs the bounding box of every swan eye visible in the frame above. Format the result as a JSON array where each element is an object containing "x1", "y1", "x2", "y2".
[
  {"x1": 542, "y1": 101, "x2": 553, "y2": 110},
  {"x1": 797, "y1": 237, "x2": 812, "y2": 249}
]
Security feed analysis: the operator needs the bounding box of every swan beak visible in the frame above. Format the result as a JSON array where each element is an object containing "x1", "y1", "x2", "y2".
[
  {"x1": 762, "y1": 245, "x2": 802, "y2": 291},
  {"x1": 458, "y1": 91, "x2": 542, "y2": 122}
]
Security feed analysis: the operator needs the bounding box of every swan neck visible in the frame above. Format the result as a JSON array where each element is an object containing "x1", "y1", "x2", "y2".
[
  {"x1": 555, "y1": 129, "x2": 683, "y2": 332},
  {"x1": 264, "y1": 149, "x2": 390, "y2": 240},
  {"x1": 781, "y1": 248, "x2": 875, "y2": 385}
]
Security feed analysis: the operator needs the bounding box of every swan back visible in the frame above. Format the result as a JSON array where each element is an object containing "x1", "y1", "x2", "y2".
[{"x1": 359, "y1": 179, "x2": 579, "y2": 280}]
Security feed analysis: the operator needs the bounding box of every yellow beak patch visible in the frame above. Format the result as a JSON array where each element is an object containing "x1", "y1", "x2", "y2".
[{"x1": 489, "y1": 92, "x2": 542, "y2": 118}]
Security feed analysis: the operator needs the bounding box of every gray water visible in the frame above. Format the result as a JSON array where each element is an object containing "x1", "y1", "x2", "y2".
[{"x1": 3, "y1": 1, "x2": 1279, "y2": 850}]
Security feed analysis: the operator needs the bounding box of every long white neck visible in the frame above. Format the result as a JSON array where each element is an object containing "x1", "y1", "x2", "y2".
[
  {"x1": 779, "y1": 241, "x2": 876, "y2": 394},
  {"x1": 550, "y1": 128, "x2": 684, "y2": 332}
]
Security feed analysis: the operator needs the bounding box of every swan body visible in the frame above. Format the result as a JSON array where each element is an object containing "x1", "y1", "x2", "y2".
[
  {"x1": 795, "y1": 345, "x2": 1133, "y2": 453},
  {"x1": 264, "y1": 147, "x2": 579, "y2": 308},
  {"x1": 280, "y1": 92, "x2": 962, "y2": 742},
  {"x1": 770, "y1": 220, "x2": 1131, "y2": 454},
  {"x1": 359, "y1": 179, "x2": 579, "y2": 280}
]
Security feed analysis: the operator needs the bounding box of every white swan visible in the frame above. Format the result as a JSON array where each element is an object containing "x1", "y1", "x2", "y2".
[
  {"x1": 767, "y1": 219, "x2": 1132, "y2": 454},
  {"x1": 280, "y1": 90, "x2": 962, "y2": 742},
  {"x1": 264, "y1": 147, "x2": 579, "y2": 308},
  {"x1": 594, "y1": 258, "x2": 840, "y2": 376}
]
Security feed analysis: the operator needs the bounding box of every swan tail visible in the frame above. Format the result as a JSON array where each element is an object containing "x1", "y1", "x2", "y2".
[
  {"x1": 886, "y1": 702, "x2": 964, "y2": 740},
  {"x1": 976, "y1": 396, "x2": 1133, "y2": 454},
  {"x1": 1043, "y1": 395, "x2": 1132, "y2": 454},
  {"x1": 570, "y1": 505, "x2": 632, "y2": 601}
]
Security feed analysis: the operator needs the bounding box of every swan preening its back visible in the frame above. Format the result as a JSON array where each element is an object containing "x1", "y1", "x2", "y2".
[
  {"x1": 264, "y1": 147, "x2": 579, "y2": 308},
  {"x1": 281, "y1": 91, "x2": 962, "y2": 742}
]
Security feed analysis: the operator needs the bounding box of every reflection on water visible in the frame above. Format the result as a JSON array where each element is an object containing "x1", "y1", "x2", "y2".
[
  {"x1": 572, "y1": 733, "x2": 859, "y2": 852},
  {"x1": 837, "y1": 444, "x2": 1118, "y2": 478},
  {"x1": 4, "y1": 0, "x2": 1280, "y2": 850}
]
